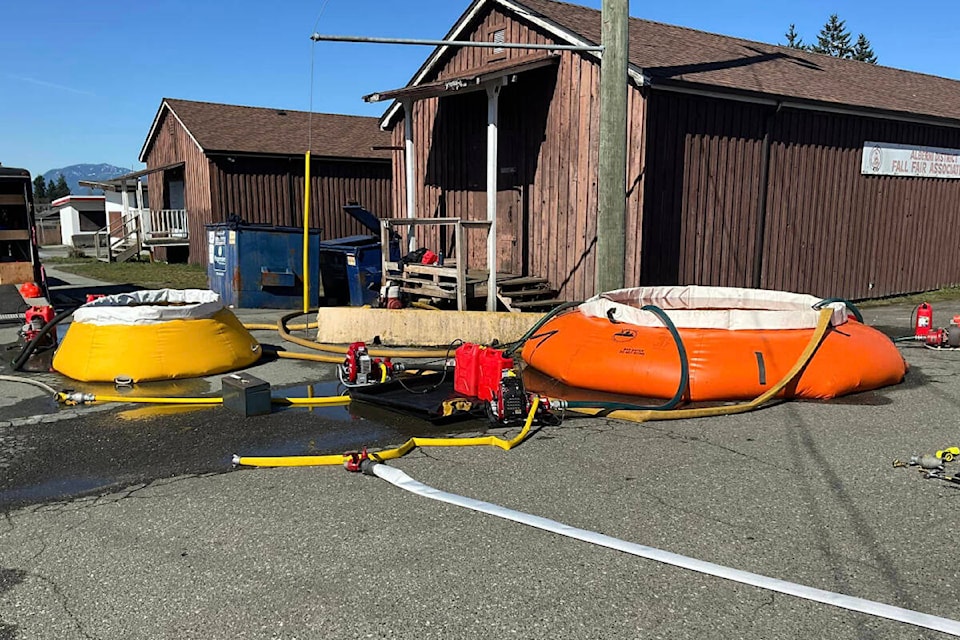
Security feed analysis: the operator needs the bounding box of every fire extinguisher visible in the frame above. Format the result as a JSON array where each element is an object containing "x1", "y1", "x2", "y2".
[{"x1": 915, "y1": 302, "x2": 933, "y2": 338}]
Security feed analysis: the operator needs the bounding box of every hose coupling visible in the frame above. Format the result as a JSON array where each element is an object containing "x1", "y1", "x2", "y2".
[
  {"x1": 60, "y1": 391, "x2": 96, "y2": 405},
  {"x1": 344, "y1": 447, "x2": 371, "y2": 473},
  {"x1": 540, "y1": 396, "x2": 567, "y2": 411},
  {"x1": 358, "y1": 458, "x2": 379, "y2": 476}
]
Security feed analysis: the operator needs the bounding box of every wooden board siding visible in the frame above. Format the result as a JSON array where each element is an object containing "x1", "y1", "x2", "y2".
[
  {"x1": 387, "y1": 4, "x2": 648, "y2": 301},
  {"x1": 641, "y1": 91, "x2": 767, "y2": 287},
  {"x1": 644, "y1": 90, "x2": 960, "y2": 299},
  {"x1": 209, "y1": 155, "x2": 392, "y2": 240},
  {"x1": 763, "y1": 109, "x2": 960, "y2": 299},
  {"x1": 144, "y1": 109, "x2": 213, "y2": 264},
  {"x1": 145, "y1": 109, "x2": 392, "y2": 265}
]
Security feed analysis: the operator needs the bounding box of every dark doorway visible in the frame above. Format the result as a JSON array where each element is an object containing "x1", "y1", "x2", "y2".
[
  {"x1": 164, "y1": 167, "x2": 185, "y2": 210},
  {"x1": 423, "y1": 66, "x2": 555, "y2": 277}
]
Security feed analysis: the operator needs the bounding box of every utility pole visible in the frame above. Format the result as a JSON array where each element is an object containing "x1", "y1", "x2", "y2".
[{"x1": 596, "y1": 0, "x2": 628, "y2": 294}]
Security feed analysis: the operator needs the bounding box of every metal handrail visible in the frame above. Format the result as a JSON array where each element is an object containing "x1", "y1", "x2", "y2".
[{"x1": 94, "y1": 210, "x2": 142, "y2": 262}]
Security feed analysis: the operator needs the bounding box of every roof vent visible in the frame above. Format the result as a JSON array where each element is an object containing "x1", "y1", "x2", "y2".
[{"x1": 276, "y1": 110, "x2": 287, "y2": 116}]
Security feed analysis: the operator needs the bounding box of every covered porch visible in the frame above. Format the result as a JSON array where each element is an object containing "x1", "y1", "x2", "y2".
[
  {"x1": 365, "y1": 53, "x2": 560, "y2": 311},
  {"x1": 79, "y1": 162, "x2": 189, "y2": 262}
]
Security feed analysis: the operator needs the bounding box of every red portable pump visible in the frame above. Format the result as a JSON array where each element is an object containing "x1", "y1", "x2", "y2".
[
  {"x1": 339, "y1": 342, "x2": 400, "y2": 387},
  {"x1": 915, "y1": 302, "x2": 933, "y2": 338},
  {"x1": 922, "y1": 324, "x2": 960, "y2": 349},
  {"x1": 454, "y1": 342, "x2": 562, "y2": 425},
  {"x1": 20, "y1": 305, "x2": 56, "y2": 348}
]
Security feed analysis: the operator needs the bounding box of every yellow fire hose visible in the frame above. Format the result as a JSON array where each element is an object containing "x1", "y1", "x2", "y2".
[
  {"x1": 234, "y1": 397, "x2": 540, "y2": 467},
  {"x1": 273, "y1": 349, "x2": 342, "y2": 364},
  {"x1": 277, "y1": 313, "x2": 455, "y2": 358},
  {"x1": 243, "y1": 321, "x2": 317, "y2": 332},
  {"x1": 568, "y1": 307, "x2": 834, "y2": 423},
  {"x1": 58, "y1": 392, "x2": 350, "y2": 408}
]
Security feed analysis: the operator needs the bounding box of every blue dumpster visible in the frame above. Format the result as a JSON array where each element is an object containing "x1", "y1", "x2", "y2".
[
  {"x1": 206, "y1": 222, "x2": 321, "y2": 309},
  {"x1": 319, "y1": 205, "x2": 400, "y2": 307}
]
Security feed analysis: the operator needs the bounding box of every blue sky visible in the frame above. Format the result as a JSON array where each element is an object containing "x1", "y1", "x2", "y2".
[{"x1": 1, "y1": 0, "x2": 957, "y2": 178}]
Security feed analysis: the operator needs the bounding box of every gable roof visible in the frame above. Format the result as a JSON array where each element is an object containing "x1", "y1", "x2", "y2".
[
  {"x1": 139, "y1": 99, "x2": 392, "y2": 163},
  {"x1": 383, "y1": 0, "x2": 960, "y2": 128}
]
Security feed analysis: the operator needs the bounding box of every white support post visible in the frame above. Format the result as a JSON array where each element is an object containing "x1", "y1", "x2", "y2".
[
  {"x1": 135, "y1": 179, "x2": 146, "y2": 238},
  {"x1": 402, "y1": 99, "x2": 417, "y2": 254},
  {"x1": 120, "y1": 189, "x2": 129, "y2": 231},
  {"x1": 485, "y1": 82, "x2": 500, "y2": 312}
]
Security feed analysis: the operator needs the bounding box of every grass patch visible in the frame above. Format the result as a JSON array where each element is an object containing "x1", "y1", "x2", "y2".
[
  {"x1": 856, "y1": 287, "x2": 960, "y2": 308},
  {"x1": 54, "y1": 261, "x2": 209, "y2": 290},
  {"x1": 41, "y1": 255, "x2": 97, "y2": 265}
]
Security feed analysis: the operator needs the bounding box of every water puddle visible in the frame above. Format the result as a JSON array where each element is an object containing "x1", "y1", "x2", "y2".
[
  {"x1": 1, "y1": 376, "x2": 488, "y2": 510},
  {"x1": 0, "y1": 475, "x2": 114, "y2": 505}
]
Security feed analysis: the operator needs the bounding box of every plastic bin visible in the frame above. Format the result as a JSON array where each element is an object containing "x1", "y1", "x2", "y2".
[
  {"x1": 206, "y1": 222, "x2": 321, "y2": 309},
  {"x1": 319, "y1": 204, "x2": 400, "y2": 307}
]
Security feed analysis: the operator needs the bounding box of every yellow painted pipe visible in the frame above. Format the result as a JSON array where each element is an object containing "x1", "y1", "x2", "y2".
[
  {"x1": 235, "y1": 397, "x2": 540, "y2": 467},
  {"x1": 568, "y1": 308, "x2": 833, "y2": 423},
  {"x1": 303, "y1": 150, "x2": 311, "y2": 315}
]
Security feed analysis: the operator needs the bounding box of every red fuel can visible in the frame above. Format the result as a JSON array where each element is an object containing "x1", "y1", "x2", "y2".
[{"x1": 454, "y1": 343, "x2": 482, "y2": 397}]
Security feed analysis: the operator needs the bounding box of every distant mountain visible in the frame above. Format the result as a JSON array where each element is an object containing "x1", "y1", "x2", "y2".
[{"x1": 41, "y1": 163, "x2": 135, "y2": 195}]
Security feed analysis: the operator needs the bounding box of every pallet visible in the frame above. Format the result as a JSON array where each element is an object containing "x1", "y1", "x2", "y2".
[{"x1": 509, "y1": 298, "x2": 567, "y2": 310}]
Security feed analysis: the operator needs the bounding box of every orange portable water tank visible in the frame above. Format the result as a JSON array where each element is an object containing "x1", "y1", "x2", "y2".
[{"x1": 521, "y1": 286, "x2": 907, "y2": 401}]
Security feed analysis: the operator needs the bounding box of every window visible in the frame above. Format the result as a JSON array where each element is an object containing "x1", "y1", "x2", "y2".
[
  {"x1": 486, "y1": 24, "x2": 507, "y2": 62},
  {"x1": 492, "y1": 28, "x2": 505, "y2": 54}
]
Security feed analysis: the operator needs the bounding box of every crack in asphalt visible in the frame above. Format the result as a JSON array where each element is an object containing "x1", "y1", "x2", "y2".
[
  {"x1": 28, "y1": 571, "x2": 98, "y2": 640},
  {"x1": 567, "y1": 413, "x2": 802, "y2": 474},
  {"x1": 0, "y1": 568, "x2": 26, "y2": 640},
  {"x1": 785, "y1": 403, "x2": 919, "y2": 636}
]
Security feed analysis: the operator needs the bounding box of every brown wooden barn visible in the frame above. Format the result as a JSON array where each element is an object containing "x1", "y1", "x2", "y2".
[
  {"x1": 138, "y1": 98, "x2": 393, "y2": 264},
  {"x1": 368, "y1": 0, "x2": 960, "y2": 302}
]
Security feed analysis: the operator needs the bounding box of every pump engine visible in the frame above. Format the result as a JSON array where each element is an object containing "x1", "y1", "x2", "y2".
[
  {"x1": 339, "y1": 341, "x2": 402, "y2": 387},
  {"x1": 19, "y1": 305, "x2": 56, "y2": 348}
]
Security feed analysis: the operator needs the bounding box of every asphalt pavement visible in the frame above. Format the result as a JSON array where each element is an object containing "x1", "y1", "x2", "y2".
[{"x1": 2, "y1": 271, "x2": 960, "y2": 639}]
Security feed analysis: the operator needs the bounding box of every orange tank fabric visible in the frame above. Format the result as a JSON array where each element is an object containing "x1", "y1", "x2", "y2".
[{"x1": 521, "y1": 310, "x2": 907, "y2": 401}]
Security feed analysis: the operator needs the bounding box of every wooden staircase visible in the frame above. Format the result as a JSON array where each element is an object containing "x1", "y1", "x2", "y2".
[
  {"x1": 496, "y1": 275, "x2": 563, "y2": 312},
  {"x1": 94, "y1": 211, "x2": 143, "y2": 263},
  {"x1": 386, "y1": 262, "x2": 565, "y2": 312}
]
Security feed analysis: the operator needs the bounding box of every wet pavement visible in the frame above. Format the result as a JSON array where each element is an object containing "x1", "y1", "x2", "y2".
[
  {"x1": 0, "y1": 361, "x2": 488, "y2": 510},
  {"x1": 5, "y1": 285, "x2": 960, "y2": 638}
]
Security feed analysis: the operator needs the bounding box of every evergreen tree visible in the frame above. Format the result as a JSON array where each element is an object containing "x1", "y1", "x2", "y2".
[
  {"x1": 55, "y1": 174, "x2": 70, "y2": 197},
  {"x1": 47, "y1": 174, "x2": 71, "y2": 200},
  {"x1": 783, "y1": 24, "x2": 805, "y2": 49},
  {"x1": 811, "y1": 14, "x2": 853, "y2": 58},
  {"x1": 852, "y1": 33, "x2": 878, "y2": 64},
  {"x1": 32, "y1": 175, "x2": 46, "y2": 199}
]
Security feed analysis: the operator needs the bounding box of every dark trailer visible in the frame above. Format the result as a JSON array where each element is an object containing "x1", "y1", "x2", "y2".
[{"x1": 0, "y1": 166, "x2": 46, "y2": 319}]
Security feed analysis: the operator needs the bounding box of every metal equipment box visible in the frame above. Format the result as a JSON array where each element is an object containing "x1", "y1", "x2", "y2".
[
  {"x1": 221, "y1": 372, "x2": 272, "y2": 417},
  {"x1": 206, "y1": 222, "x2": 321, "y2": 309},
  {"x1": 319, "y1": 204, "x2": 400, "y2": 307}
]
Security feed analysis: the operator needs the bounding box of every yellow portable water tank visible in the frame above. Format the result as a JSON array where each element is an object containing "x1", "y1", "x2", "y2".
[{"x1": 53, "y1": 289, "x2": 262, "y2": 382}]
